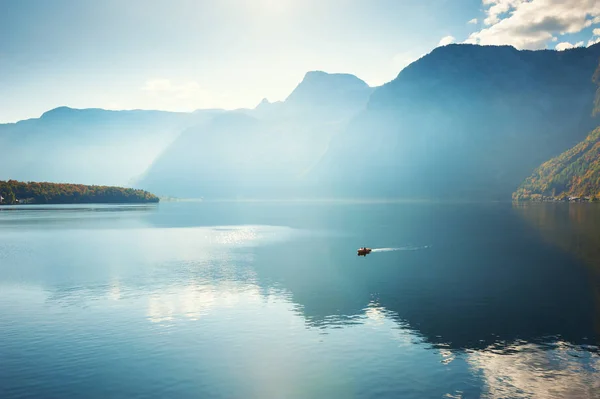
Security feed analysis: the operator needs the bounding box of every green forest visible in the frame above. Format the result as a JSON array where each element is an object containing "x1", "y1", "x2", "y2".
[
  {"x1": 513, "y1": 127, "x2": 600, "y2": 201},
  {"x1": 0, "y1": 180, "x2": 159, "y2": 205},
  {"x1": 513, "y1": 61, "x2": 600, "y2": 201}
]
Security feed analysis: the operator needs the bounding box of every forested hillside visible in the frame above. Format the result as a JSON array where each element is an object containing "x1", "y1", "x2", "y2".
[
  {"x1": 0, "y1": 180, "x2": 159, "y2": 204},
  {"x1": 514, "y1": 61, "x2": 600, "y2": 201},
  {"x1": 136, "y1": 71, "x2": 374, "y2": 198}
]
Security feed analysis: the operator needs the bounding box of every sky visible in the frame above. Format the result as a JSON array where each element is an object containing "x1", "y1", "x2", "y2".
[{"x1": 1, "y1": 0, "x2": 600, "y2": 123}]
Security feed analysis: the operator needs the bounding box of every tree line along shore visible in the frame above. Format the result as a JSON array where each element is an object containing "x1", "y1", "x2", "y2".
[{"x1": 0, "y1": 180, "x2": 159, "y2": 205}]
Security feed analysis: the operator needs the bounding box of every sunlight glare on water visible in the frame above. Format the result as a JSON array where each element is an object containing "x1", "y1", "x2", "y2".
[{"x1": 0, "y1": 202, "x2": 599, "y2": 399}]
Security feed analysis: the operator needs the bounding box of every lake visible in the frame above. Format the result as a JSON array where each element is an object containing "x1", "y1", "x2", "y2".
[{"x1": 1, "y1": 201, "x2": 599, "y2": 398}]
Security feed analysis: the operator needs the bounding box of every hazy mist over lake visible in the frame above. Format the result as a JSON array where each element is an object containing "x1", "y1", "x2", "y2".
[{"x1": 3, "y1": 1, "x2": 600, "y2": 398}]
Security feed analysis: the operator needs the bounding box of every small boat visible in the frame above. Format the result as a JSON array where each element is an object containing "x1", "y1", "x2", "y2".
[{"x1": 357, "y1": 247, "x2": 372, "y2": 256}]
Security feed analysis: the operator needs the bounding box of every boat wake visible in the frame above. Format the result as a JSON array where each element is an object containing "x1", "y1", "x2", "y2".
[{"x1": 370, "y1": 245, "x2": 431, "y2": 252}]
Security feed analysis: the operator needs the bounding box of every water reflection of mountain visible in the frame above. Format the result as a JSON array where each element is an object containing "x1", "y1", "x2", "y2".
[
  {"x1": 513, "y1": 202, "x2": 600, "y2": 340},
  {"x1": 12, "y1": 202, "x2": 600, "y2": 399},
  {"x1": 240, "y1": 202, "x2": 600, "y2": 351},
  {"x1": 132, "y1": 201, "x2": 600, "y2": 351}
]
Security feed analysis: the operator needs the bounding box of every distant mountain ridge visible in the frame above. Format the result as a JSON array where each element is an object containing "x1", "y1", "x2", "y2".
[
  {"x1": 235, "y1": 71, "x2": 374, "y2": 123},
  {"x1": 5, "y1": 44, "x2": 600, "y2": 200},
  {"x1": 283, "y1": 71, "x2": 372, "y2": 110},
  {"x1": 0, "y1": 69, "x2": 372, "y2": 192},
  {"x1": 0, "y1": 106, "x2": 221, "y2": 186},
  {"x1": 307, "y1": 43, "x2": 600, "y2": 200},
  {"x1": 136, "y1": 70, "x2": 375, "y2": 197}
]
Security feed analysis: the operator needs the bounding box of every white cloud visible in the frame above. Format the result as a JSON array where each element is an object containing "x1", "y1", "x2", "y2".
[
  {"x1": 482, "y1": 0, "x2": 522, "y2": 26},
  {"x1": 438, "y1": 35, "x2": 456, "y2": 46},
  {"x1": 589, "y1": 37, "x2": 600, "y2": 46},
  {"x1": 589, "y1": 28, "x2": 600, "y2": 46},
  {"x1": 555, "y1": 41, "x2": 584, "y2": 50},
  {"x1": 468, "y1": 18, "x2": 478, "y2": 24},
  {"x1": 465, "y1": 0, "x2": 600, "y2": 50}
]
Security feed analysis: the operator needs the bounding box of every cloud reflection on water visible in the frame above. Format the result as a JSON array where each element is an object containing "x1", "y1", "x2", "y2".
[{"x1": 468, "y1": 340, "x2": 600, "y2": 399}]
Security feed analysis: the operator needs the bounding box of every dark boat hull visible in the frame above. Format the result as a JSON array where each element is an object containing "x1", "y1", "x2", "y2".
[{"x1": 357, "y1": 248, "x2": 372, "y2": 256}]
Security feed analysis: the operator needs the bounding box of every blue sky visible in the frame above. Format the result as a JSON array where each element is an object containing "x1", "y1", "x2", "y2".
[{"x1": 1, "y1": 0, "x2": 599, "y2": 122}]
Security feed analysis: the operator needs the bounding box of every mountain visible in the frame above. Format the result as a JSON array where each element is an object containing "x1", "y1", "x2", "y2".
[
  {"x1": 513, "y1": 62, "x2": 600, "y2": 201},
  {"x1": 308, "y1": 43, "x2": 600, "y2": 200},
  {"x1": 0, "y1": 107, "x2": 222, "y2": 186},
  {"x1": 513, "y1": 60, "x2": 600, "y2": 201},
  {"x1": 513, "y1": 127, "x2": 600, "y2": 200},
  {"x1": 246, "y1": 98, "x2": 284, "y2": 120},
  {"x1": 136, "y1": 71, "x2": 374, "y2": 198},
  {"x1": 277, "y1": 71, "x2": 374, "y2": 121},
  {"x1": 9, "y1": 44, "x2": 600, "y2": 200}
]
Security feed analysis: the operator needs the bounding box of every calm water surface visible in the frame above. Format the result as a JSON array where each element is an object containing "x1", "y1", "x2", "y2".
[{"x1": 1, "y1": 201, "x2": 599, "y2": 398}]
